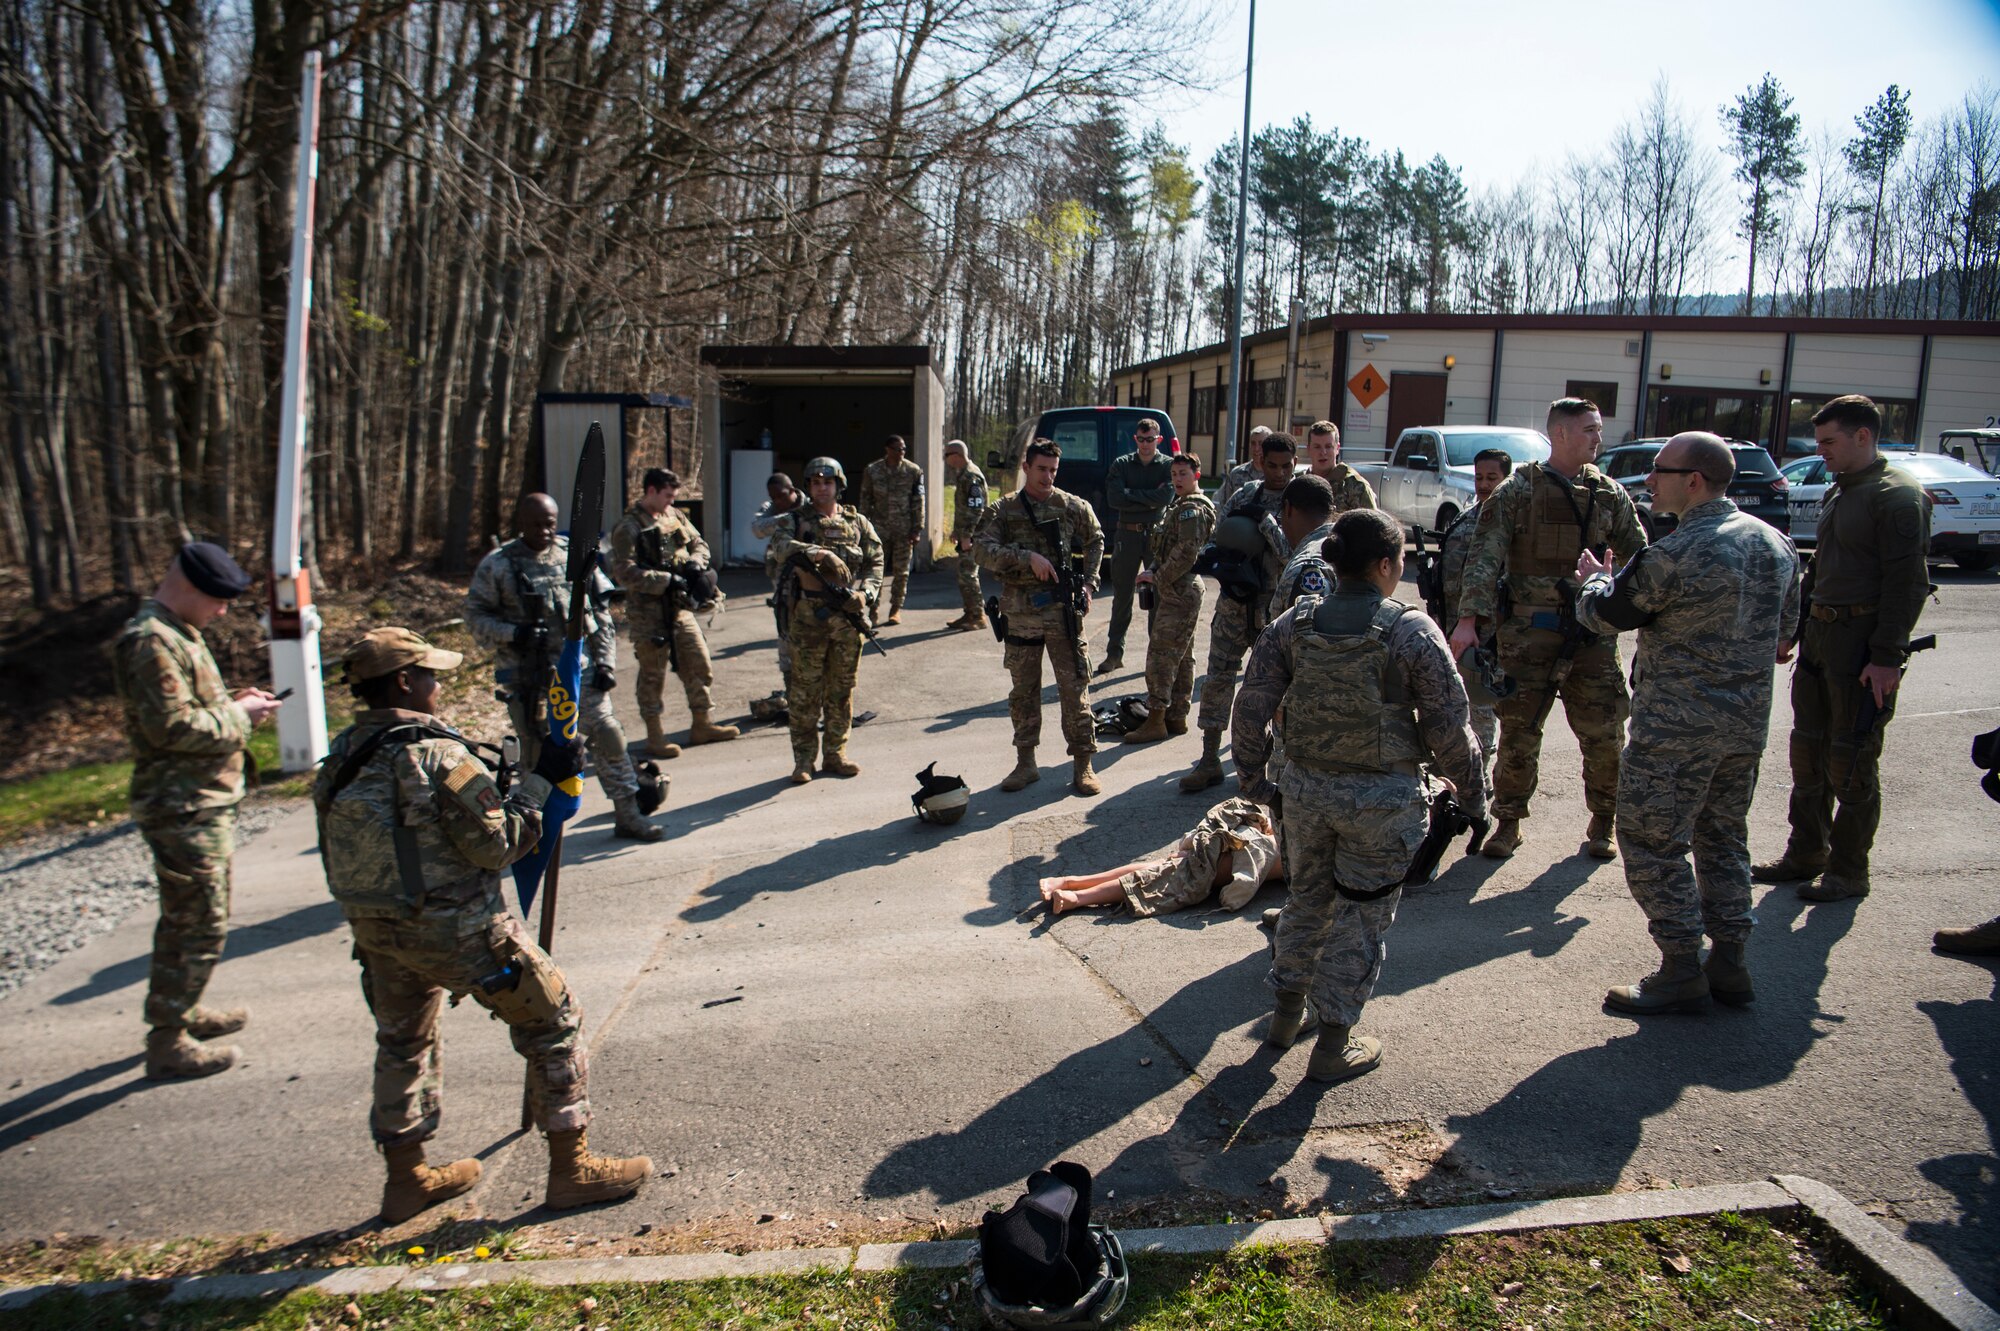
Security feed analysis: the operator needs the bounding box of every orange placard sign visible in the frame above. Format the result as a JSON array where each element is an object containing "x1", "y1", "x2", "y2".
[{"x1": 1348, "y1": 363, "x2": 1387, "y2": 409}]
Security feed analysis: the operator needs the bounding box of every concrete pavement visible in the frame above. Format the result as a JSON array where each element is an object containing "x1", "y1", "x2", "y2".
[{"x1": 1, "y1": 560, "x2": 1994, "y2": 1303}]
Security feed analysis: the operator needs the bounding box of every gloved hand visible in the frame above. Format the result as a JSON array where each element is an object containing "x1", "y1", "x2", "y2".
[
  {"x1": 811, "y1": 550, "x2": 853, "y2": 585},
  {"x1": 532, "y1": 740, "x2": 585, "y2": 786},
  {"x1": 591, "y1": 666, "x2": 617, "y2": 693},
  {"x1": 512, "y1": 623, "x2": 549, "y2": 652},
  {"x1": 843, "y1": 592, "x2": 867, "y2": 615}
]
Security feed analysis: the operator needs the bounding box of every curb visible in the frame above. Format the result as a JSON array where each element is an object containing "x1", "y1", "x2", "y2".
[{"x1": 2, "y1": 1175, "x2": 1993, "y2": 1328}]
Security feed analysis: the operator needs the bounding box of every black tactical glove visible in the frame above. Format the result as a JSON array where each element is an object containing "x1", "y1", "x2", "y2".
[
  {"x1": 591, "y1": 666, "x2": 617, "y2": 693},
  {"x1": 532, "y1": 739, "x2": 585, "y2": 786},
  {"x1": 512, "y1": 623, "x2": 549, "y2": 652}
]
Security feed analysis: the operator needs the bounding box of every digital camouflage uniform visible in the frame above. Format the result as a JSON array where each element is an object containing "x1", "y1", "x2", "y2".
[
  {"x1": 1198, "y1": 483, "x2": 1292, "y2": 734},
  {"x1": 858, "y1": 456, "x2": 925, "y2": 620},
  {"x1": 973, "y1": 487, "x2": 1105, "y2": 757},
  {"x1": 1234, "y1": 587, "x2": 1485, "y2": 1025},
  {"x1": 1143, "y1": 489, "x2": 1216, "y2": 722},
  {"x1": 950, "y1": 460, "x2": 990, "y2": 619},
  {"x1": 1216, "y1": 457, "x2": 1261, "y2": 508},
  {"x1": 314, "y1": 709, "x2": 589, "y2": 1147},
  {"x1": 1118, "y1": 798, "x2": 1280, "y2": 916},
  {"x1": 111, "y1": 601, "x2": 253, "y2": 1031},
  {"x1": 752, "y1": 497, "x2": 804, "y2": 685},
  {"x1": 1576, "y1": 498, "x2": 1801, "y2": 954},
  {"x1": 1438, "y1": 502, "x2": 1498, "y2": 779},
  {"x1": 1102, "y1": 449, "x2": 1176, "y2": 661},
  {"x1": 1268, "y1": 520, "x2": 1337, "y2": 620},
  {"x1": 464, "y1": 538, "x2": 637, "y2": 801},
  {"x1": 1458, "y1": 462, "x2": 1647, "y2": 822},
  {"x1": 1315, "y1": 461, "x2": 1379, "y2": 515},
  {"x1": 769, "y1": 504, "x2": 885, "y2": 770},
  {"x1": 607, "y1": 502, "x2": 718, "y2": 726},
  {"x1": 1779, "y1": 457, "x2": 1930, "y2": 881}
]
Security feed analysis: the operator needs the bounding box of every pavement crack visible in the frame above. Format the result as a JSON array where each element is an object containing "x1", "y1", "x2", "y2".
[{"x1": 1036, "y1": 923, "x2": 1205, "y2": 1089}]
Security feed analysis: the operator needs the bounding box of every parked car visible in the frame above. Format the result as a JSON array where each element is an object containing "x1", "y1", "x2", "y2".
[
  {"x1": 1785, "y1": 451, "x2": 2000, "y2": 570},
  {"x1": 1353, "y1": 425, "x2": 1551, "y2": 536},
  {"x1": 1936, "y1": 428, "x2": 2000, "y2": 475},
  {"x1": 1597, "y1": 439, "x2": 1790, "y2": 539},
  {"x1": 992, "y1": 407, "x2": 1182, "y2": 535}
]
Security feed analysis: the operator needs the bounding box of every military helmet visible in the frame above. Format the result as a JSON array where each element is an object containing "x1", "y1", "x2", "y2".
[
  {"x1": 974, "y1": 1225, "x2": 1129, "y2": 1329},
  {"x1": 804, "y1": 456, "x2": 847, "y2": 486},
  {"x1": 913, "y1": 761, "x2": 970, "y2": 826},
  {"x1": 1212, "y1": 513, "x2": 1266, "y2": 559}
]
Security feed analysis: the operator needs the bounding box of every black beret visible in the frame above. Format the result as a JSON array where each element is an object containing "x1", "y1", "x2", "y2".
[{"x1": 176, "y1": 542, "x2": 252, "y2": 599}]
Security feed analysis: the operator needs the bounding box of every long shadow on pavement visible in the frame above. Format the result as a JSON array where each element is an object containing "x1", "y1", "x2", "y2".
[
  {"x1": 679, "y1": 811, "x2": 941, "y2": 922},
  {"x1": 1912, "y1": 956, "x2": 2000, "y2": 1304},
  {"x1": 0, "y1": 1054, "x2": 148, "y2": 1153},
  {"x1": 49, "y1": 899, "x2": 346, "y2": 1007}
]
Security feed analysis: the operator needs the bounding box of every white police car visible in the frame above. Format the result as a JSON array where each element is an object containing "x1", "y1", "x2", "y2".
[{"x1": 1784, "y1": 451, "x2": 2000, "y2": 571}]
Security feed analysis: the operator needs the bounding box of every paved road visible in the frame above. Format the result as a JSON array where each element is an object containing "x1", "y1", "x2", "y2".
[{"x1": 2, "y1": 558, "x2": 1994, "y2": 1301}]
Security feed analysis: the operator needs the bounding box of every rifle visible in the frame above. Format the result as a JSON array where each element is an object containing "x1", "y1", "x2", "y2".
[
  {"x1": 1853, "y1": 634, "x2": 1936, "y2": 738},
  {"x1": 503, "y1": 585, "x2": 556, "y2": 728},
  {"x1": 1412, "y1": 528, "x2": 1445, "y2": 625},
  {"x1": 785, "y1": 551, "x2": 889, "y2": 657},
  {"x1": 1033, "y1": 512, "x2": 1090, "y2": 686}
]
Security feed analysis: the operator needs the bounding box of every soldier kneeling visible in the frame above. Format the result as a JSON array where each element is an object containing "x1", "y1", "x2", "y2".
[{"x1": 316, "y1": 628, "x2": 652, "y2": 1224}]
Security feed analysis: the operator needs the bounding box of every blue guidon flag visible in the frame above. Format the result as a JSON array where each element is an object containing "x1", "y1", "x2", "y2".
[{"x1": 512, "y1": 423, "x2": 606, "y2": 916}]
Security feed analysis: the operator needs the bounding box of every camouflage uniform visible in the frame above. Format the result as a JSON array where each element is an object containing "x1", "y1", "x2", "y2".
[
  {"x1": 1102, "y1": 450, "x2": 1176, "y2": 661},
  {"x1": 972, "y1": 487, "x2": 1105, "y2": 756},
  {"x1": 607, "y1": 503, "x2": 718, "y2": 727},
  {"x1": 1118, "y1": 798, "x2": 1280, "y2": 916},
  {"x1": 1779, "y1": 457, "x2": 1931, "y2": 880},
  {"x1": 1458, "y1": 462, "x2": 1647, "y2": 822},
  {"x1": 751, "y1": 498, "x2": 803, "y2": 684},
  {"x1": 1143, "y1": 490, "x2": 1216, "y2": 723},
  {"x1": 950, "y1": 460, "x2": 991, "y2": 619},
  {"x1": 465, "y1": 539, "x2": 637, "y2": 801},
  {"x1": 1268, "y1": 520, "x2": 1337, "y2": 619},
  {"x1": 1438, "y1": 502, "x2": 1498, "y2": 780},
  {"x1": 858, "y1": 456, "x2": 925, "y2": 620},
  {"x1": 1216, "y1": 458, "x2": 1261, "y2": 508},
  {"x1": 769, "y1": 504, "x2": 885, "y2": 770},
  {"x1": 111, "y1": 601, "x2": 253, "y2": 1031},
  {"x1": 1234, "y1": 586, "x2": 1485, "y2": 1025},
  {"x1": 314, "y1": 709, "x2": 589, "y2": 1147},
  {"x1": 1198, "y1": 483, "x2": 1292, "y2": 735},
  {"x1": 1575, "y1": 497, "x2": 1801, "y2": 953},
  {"x1": 1315, "y1": 461, "x2": 1379, "y2": 515}
]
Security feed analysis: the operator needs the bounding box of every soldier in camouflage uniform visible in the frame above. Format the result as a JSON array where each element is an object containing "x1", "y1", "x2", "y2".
[
  {"x1": 972, "y1": 437, "x2": 1106, "y2": 795},
  {"x1": 749, "y1": 472, "x2": 804, "y2": 713},
  {"x1": 942, "y1": 440, "x2": 989, "y2": 631},
  {"x1": 607, "y1": 468, "x2": 740, "y2": 756},
  {"x1": 111, "y1": 543, "x2": 284, "y2": 1080},
  {"x1": 1216, "y1": 425, "x2": 1272, "y2": 508},
  {"x1": 1437, "y1": 448, "x2": 1517, "y2": 785},
  {"x1": 1185, "y1": 433, "x2": 1297, "y2": 793},
  {"x1": 1125, "y1": 453, "x2": 1215, "y2": 745},
  {"x1": 1304, "y1": 421, "x2": 1379, "y2": 512},
  {"x1": 1235, "y1": 509, "x2": 1486, "y2": 1084},
  {"x1": 858, "y1": 435, "x2": 925, "y2": 626},
  {"x1": 771, "y1": 457, "x2": 885, "y2": 783},
  {"x1": 1268, "y1": 474, "x2": 1339, "y2": 617},
  {"x1": 1572, "y1": 433, "x2": 1801, "y2": 1013},
  {"x1": 317, "y1": 628, "x2": 650, "y2": 1223},
  {"x1": 1754, "y1": 395, "x2": 1931, "y2": 902},
  {"x1": 1452, "y1": 398, "x2": 1647, "y2": 860},
  {"x1": 467, "y1": 493, "x2": 663, "y2": 841},
  {"x1": 1098, "y1": 417, "x2": 1176, "y2": 674}
]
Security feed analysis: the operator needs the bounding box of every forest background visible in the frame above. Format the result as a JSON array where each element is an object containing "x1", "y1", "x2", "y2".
[{"x1": 1, "y1": 0, "x2": 1997, "y2": 607}]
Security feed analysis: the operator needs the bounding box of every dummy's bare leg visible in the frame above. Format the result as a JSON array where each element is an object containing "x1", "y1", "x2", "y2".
[
  {"x1": 1050, "y1": 881, "x2": 1131, "y2": 915},
  {"x1": 1040, "y1": 859, "x2": 1159, "y2": 902}
]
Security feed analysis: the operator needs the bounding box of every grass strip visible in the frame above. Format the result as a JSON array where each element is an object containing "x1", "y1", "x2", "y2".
[{"x1": 1, "y1": 1213, "x2": 1891, "y2": 1330}]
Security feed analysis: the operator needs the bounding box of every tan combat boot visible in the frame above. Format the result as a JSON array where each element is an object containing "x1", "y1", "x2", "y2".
[
  {"x1": 1072, "y1": 757, "x2": 1101, "y2": 796},
  {"x1": 1936, "y1": 917, "x2": 2000, "y2": 955},
  {"x1": 546, "y1": 1129, "x2": 652, "y2": 1210},
  {"x1": 688, "y1": 711, "x2": 740, "y2": 744},
  {"x1": 790, "y1": 767, "x2": 813, "y2": 786},
  {"x1": 1799, "y1": 872, "x2": 1869, "y2": 902},
  {"x1": 1122, "y1": 709, "x2": 1169, "y2": 745},
  {"x1": 1481, "y1": 819, "x2": 1523, "y2": 859},
  {"x1": 380, "y1": 1141, "x2": 481, "y2": 1224},
  {"x1": 1751, "y1": 854, "x2": 1823, "y2": 882},
  {"x1": 1000, "y1": 746, "x2": 1041, "y2": 792},
  {"x1": 1605, "y1": 950, "x2": 1709, "y2": 1014},
  {"x1": 1704, "y1": 940, "x2": 1754, "y2": 1006},
  {"x1": 185, "y1": 1005, "x2": 249, "y2": 1039},
  {"x1": 821, "y1": 751, "x2": 861, "y2": 777},
  {"x1": 1265, "y1": 992, "x2": 1319, "y2": 1049},
  {"x1": 1179, "y1": 729, "x2": 1224, "y2": 792},
  {"x1": 643, "y1": 715, "x2": 681, "y2": 759},
  {"x1": 145, "y1": 1029, "x2": 239, "y2": 1081},
  {"x1": 611, "y1": 796, "x2": 664, "y2": 842},
  {"x1": 1165, "y1": 708, "x2": 1190, "y2": 736},
  {"x1": 1306, "y1": 1024, "x2": 1382, "y2": 1083},
  {"x1": 1583, "y1": 813, "x2": 1617, "y2": 860}
]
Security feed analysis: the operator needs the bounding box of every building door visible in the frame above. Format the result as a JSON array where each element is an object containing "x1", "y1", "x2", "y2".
[{"x1": 1385, "y1": 372, "x2": 1449, "y2": 448}]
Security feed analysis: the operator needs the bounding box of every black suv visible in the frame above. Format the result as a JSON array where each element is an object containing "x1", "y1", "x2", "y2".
[
  {"x1": 1597, "y1": 439, "x2": 1791, "y2": 538},
  {"x1": 990, "y1": 407, "x2": 1183, "y2": 534}
]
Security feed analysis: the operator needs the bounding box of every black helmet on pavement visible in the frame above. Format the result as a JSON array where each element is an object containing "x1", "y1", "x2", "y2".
[{"x1": 913, "y1": 761, "x2": 970, "y2": 825}]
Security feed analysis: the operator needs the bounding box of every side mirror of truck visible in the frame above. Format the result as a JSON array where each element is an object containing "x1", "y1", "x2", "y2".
[
  {"x1": 987, "y1": 451, "x2": 1004, "y2": 470},
  {"x1": 1406, "y1": 454, "x2": 1434, "y2": 472}
]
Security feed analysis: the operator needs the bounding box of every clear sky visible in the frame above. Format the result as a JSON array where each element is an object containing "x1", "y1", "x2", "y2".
[{"x1": 1147, "y1": 0, "x2": 2000, "y2": 194}]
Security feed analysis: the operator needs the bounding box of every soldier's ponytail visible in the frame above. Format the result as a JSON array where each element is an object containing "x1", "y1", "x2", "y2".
[{"x1": 1321, "y1": 508, "x2": 1405, "y2": 580}]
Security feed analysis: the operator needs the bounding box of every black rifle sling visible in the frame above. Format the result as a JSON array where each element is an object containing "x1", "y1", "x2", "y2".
[{"x1": 321, "y1": 723, "x2": 503, "y2": 908}]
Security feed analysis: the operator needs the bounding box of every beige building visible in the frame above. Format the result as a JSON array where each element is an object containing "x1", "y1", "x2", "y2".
[{"x1": 1108, "y1": 314, "x2": 2000, "y2": 470}]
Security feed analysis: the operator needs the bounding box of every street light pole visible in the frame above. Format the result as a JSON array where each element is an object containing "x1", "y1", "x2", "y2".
[{"x1": 1221, "y1": 0, "x2": 1256, "y2": 470}]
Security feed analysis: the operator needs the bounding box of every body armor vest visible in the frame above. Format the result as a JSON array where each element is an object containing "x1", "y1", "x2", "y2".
[
  {"x1": 316, "y1": 726, "x2": 493, "y2": 918},
  {"x1": 1508, "y1": 467, "x2": 1617, "y2": 595},
  {"x1": 1283, "y1": 592, "x2": 1424, "y2": 776},
  {"x1": 789, "y1": 507, "x2": 869, "y2": 598}
]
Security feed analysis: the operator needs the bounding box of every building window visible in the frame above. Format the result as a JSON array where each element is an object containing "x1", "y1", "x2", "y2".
[
  {"x1": 1785, "y1": 394, "x2": 1916, "y2": 451},
  {"x1": 1565, "y1": 380, "x2": 1619, "y2": 418},
  {"x1": 1645, "y1": 387, "x2": 1775, "y2": 446},
  {"x1": 1251, "y1": 377, "x2": 1286, "y2": 409},
  {"x1": 1190, "y1": 385, "x2": 1219, "y2": 436}
]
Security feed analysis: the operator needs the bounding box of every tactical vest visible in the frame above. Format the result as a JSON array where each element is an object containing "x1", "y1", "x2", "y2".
[
  {"x1": 1508, "y1": 467, "x2": 1618, "y2": 596},
  {"x1": 1283, "y1": 592, "x2": 1424, "y2": 777},
  {"x1": 1150, "y1": 493, "x2": 1215, "y2": 565},
  {"x1": 789, "y1": 506, "x2": 870, "y2": 597},
  {"x1": 315, "y1": 724, "x2": 499, "y2": 918},
  {"x1": 503, "y1": 541, "x2": 573, "y2": 625}
]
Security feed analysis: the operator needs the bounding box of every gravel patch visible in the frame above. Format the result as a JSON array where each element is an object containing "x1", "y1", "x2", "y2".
[{"x1": 0, "y1": 799, "x2": 293, "y2": 1002}]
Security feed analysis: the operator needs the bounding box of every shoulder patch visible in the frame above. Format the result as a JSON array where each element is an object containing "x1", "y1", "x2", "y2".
[
  {"x1": 1298, "y1": 568, "x2": 1329, "y2": 596},
  {"x1": 1893, "y1": 507, "x2": 1921, "y2": 540},
  {"x1": 443, "y1": 760, "x2": 482, "y2": 795}
]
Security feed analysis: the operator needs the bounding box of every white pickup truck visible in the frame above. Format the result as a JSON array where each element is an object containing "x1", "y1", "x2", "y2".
[{"x1": 1354, "y1": 425, "x2": 1552, "y2": 536}]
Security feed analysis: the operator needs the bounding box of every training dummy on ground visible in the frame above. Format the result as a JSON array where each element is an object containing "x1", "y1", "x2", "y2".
[{"x1": 1038, "y1": 798, "x2": 1281, "y2": 917}]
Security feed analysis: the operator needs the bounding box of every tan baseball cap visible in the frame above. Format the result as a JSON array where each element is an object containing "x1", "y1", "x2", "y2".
[{"x1": 341, "y1": 627, "x2": 463, "y2": 683}]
